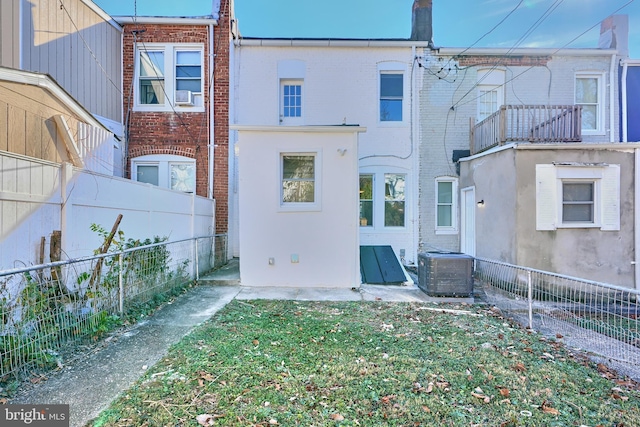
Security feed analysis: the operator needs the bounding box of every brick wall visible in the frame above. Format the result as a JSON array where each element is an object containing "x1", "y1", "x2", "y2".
[{"x1": 122, "y1": 0, "x2": 229, "y2": 234}]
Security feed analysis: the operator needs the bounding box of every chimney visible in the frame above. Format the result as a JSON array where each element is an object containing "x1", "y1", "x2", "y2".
[
  {"x1": 410, "y1": 0, "x2": 433, "y2": 45},
  {"x1": 598, "y1": 15, "x2": 629, "y2": 57}
]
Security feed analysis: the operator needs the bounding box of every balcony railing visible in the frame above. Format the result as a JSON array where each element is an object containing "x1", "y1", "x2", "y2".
[{"x1": 470, "y1": 105, "x2": 582, "y2": 154}]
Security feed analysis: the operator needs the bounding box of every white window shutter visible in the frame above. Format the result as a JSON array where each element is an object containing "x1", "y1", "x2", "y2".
[
  {"x1": 600, "y1": 164, "x2": 620, "y2": 231},
  {"x1": 536, "y1": 164, "x2": 557, "y2": 230}
]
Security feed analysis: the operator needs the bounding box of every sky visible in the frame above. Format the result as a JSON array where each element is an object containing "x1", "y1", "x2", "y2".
[{"x1": 95, "y1": 0, "x2": 640, "y2": 58}]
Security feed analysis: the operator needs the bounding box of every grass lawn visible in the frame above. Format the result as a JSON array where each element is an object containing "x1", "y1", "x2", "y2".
[{"x1": 89, "y1": 300, "x2": 639, "y2": 427}]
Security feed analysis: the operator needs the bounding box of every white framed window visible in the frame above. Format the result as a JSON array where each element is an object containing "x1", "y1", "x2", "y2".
[
  {"x1": 280, "y1": 79, "x2": 303, "y2": 125},
  {"x1": 575, "y1": 72, "x2": 605, "y2": 135},
  {"x1": 435, "y1": 177, "x2": 458, "y2": 234},
  {"x1": 536, "y1": 163, "x2": 619, "y2": 230},
  {"x1": 359, "y1": 174, "x2": 374, "y2": 227},
  {"x1": 131, "y1": 154, "x2": 196, "y2": 193},
  {"x1": 379, "y1": 73, "x2": 403, "y2": 122},
  {"x1": 135, "y1": 44, "x2": 204, "y2": 112},
  {"x1": 359, "y1": 171, "x2": 408, "y2": 229},
  {"x1": 384, "y1": 173, "x2": 405, "y2": 227},
  {"x1": 280, "y1": 152, "x2": 321, "y2": 211},
  {"x1": 476, "y1": 69, "x2": 505, "y2": 121}
]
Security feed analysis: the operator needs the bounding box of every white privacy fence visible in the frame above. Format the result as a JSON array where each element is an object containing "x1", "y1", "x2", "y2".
[
  {"x1": 0, "y1": 235, "x2": 227, "y2": 379},
  {"x1": 475, "y1": 257, "x2": 640, "y2": 380}
]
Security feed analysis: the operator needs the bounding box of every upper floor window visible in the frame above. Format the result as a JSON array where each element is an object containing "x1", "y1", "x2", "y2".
[
  {"x1": 575, "y1": 73, "x2": 605, "y2": 135},
  {"x1": 280, "y1": 79, "x2": 303, "y2": 124},
  {"x1": 380, "y1": 73, "x2": 403, "y2": 122},
  {"x1": 132, "y1": 154, "x2": 196, "y2": 193},
  {"x1": 278, "y1": 60, "x2": 306, "y2": 125},
  {"x1": 476, "y1": 69, "x2": 505, "y2": 121},
  {"x1": 135, "y1": 44, "x2": 204, "y2": 112}
]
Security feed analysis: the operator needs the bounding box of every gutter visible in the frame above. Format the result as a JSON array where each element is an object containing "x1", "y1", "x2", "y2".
[
  {"x1": 237, "y1": 38, "x2": 432, "y2": 48},
  {"x1": 435, "y1": 47, "x2": 617, "y2": 57},
  {"x1": 636, "y1": 149, "x2": 640, "y2": 290},
  {"x1": 113, "y1": 16, "x2": 217, "y2": 25},
  {"x1": 621, "y1": 59, "x2": 629, "y2": 142}
]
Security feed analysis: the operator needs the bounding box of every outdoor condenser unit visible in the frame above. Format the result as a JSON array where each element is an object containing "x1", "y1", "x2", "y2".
[{"x1": 418, "y1": 252, "x2": 474, "y2": 297}]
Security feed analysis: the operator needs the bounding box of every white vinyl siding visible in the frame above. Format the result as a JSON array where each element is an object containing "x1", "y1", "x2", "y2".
[{"x1": 536, "y1": 164, "x2": 619, "y2": 231}]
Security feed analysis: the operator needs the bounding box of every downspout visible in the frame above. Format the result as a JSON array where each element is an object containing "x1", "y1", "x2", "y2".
[
  {"x1": 610, "y1": 53, "x2": 616, "y2": 142},
  {"x1": 411, "y1": 45, "x2": 419, "y2": 266},
  {"x1": 631, "y1": 148, "x2": 640, "y2": 291},
  {"x1": 208, "y1": 23, "x2": 215, "y2": 199},
  {"x1": 621, "y1": 59, "x2": 629, "y2": 142},
  {"x1": 18, "y1": 0, "x2": 23, "y2": 68}
]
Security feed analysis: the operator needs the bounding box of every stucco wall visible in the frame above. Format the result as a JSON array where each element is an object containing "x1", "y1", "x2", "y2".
[
  {"x1": 237, "y1": 128, "x2": 361, "y2": 287},
  {"x1": 460, "y1": 145, "x2": 636, "y2": 288}
]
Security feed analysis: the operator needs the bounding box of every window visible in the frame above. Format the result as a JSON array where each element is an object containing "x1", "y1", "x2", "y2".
[
  {"x1": 536, "y1": 164, "x2": 619, "y2": 230},
  {"x1": 575, "y1": 73, "x2": 604, "y2": 134},
  {"x1": 476, "y1": 69, "x2": 505, "y2": 121},
  {"x1": 562, "y1": 182, "x2": 594, "y2": 223},
  {"x1": 384, "y1": 174, "x2": 405, "y2": 227},
  {"x1": 359, "y1": 175, "x2": 374, "y2": 227},
  {"x1": 436, "y1": 178, "x2": 458, "y2": 233},
  {"x1": 132, "y1": 154, "x2": 195, "y2": 193},
  {"x1": 280, "y1": 80, "x2": 303, "y2": 124},
  {"x1": 139, "y1": 51, "x2": 165, "y2": 105},
  {"x1": 380, "y1": 73, "x2": 403, "y2": 122},
  {"x1": 282, "y1": 154, "x2": 316, "y2": 204},
  {"x1": 135, "y1": 44, "x2": 204, "y2": 111}
]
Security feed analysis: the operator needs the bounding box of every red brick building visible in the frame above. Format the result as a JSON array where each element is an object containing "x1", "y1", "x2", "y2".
[{"x1": 117, "y1": 1, "x2": 230, "y2": 235}]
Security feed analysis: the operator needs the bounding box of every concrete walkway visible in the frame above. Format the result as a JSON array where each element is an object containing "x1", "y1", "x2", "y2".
[{"x1": 10, "y1": 259, "x2": 469, "y2": 427}]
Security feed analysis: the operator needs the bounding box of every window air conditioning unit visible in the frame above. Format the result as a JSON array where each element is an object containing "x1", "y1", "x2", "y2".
[{"x1": 175, "y1": 90, "x2": 193, "y2": 106}]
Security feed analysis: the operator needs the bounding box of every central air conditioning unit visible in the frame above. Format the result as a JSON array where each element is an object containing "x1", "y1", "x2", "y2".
[
  {"x1": 175, "y1": 90, "x2": 193, "y2": 106},
  {"x1": 418, "y1": 252, "x2": 474, "y2": 297}
]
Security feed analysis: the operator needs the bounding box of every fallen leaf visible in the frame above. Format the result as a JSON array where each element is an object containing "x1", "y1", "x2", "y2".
[
  {"x1": 541, "y1": 401, "x2": 560, "y2": 415},
  {"x1": 330, "y1": 413, "x2": 345, "y2": 421},
  {"x1": 381, "y1": 395, "x2": 396, "y2": 404},
  {"x1": 252, "y1": 339, "x2": 259, "y2": 346},
  {"x1": 0, "y1": 398, "x2": 7, "y2": 404},
  {"x1": 556, "y1": 333, "x2": 563, "y2": 339},
  {"x1": 471, "y1": 391, "x2": 491, "y2": 403},
  {"x1": 499, "y1": 388, "x2": 510, "y2": 397},
  {"x1": 512, "y1": 363, "x2": 526, "y2": 372},
  {"x1": 196, "y1": 414, "x2": 215, "y2": 426},
  {"x1": 269, "y1": 419, "x2": 278, "y2": 425},
  {"x1": 422, "y1": 406, "x2": 431, "y2": 412}
]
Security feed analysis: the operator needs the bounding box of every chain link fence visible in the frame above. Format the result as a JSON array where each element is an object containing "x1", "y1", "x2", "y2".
[
  {"x1": 0, "y1": 234, "x2": 227, "y2": 379},
  {"x1": 475, "y1": 257, "x2": 640, "y2": 380}
]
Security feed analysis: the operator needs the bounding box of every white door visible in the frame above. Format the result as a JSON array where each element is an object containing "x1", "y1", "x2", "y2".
[{"x1": 461, "y1": 187, "x2": 476, "y2": 256}]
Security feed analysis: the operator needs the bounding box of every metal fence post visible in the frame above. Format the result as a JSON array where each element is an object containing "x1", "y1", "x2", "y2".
[
  {"x1": 527, "y1": 270, "x2": 533, "y2": 330},
  {"x1": 195, "y1": 238, "x2": 200, "y2": 282},
  {"x1": 118, "y1": 252, "x2": 124, "y2": 314}
]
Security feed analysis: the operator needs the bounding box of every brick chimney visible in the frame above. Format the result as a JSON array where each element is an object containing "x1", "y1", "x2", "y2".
[{"x1": 410, "y1": 0, "x2": 433, "y2": 44}]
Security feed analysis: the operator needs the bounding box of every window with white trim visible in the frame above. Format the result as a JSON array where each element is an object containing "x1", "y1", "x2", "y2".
[
  {"x1": 436, "y1": 177, "x2": 458, "y2": 233},
  {"x1": 280, "y1": 152, "x2": 321, "y2": 211},
  {"x1": 575, "y1": 73, "x2": 605, "y2": 134},
  {"x1": 131, "y1": 154, "x2": 196, "y2": 193},
  {"x1": 359, "y1": 171, "x2": 408, "y2": 229},
  {"x1": 379, "y1": 73, "x2": 403, "y2": 122},
  {"x1": 135, "y1": 44, "x2": 204, "y2": 111},
  {"x1": 476, "y1": 69, "x2": 505, "y2": 121},
  {"x1": 536, "y1": 163, "x2": 619, "y2": 230},
  {"x1": 280, "y1": 79, "x2": 303, "y2": 124},
  {"x1": 384, "y1": 174, "x2": 405, "y2": 227}
]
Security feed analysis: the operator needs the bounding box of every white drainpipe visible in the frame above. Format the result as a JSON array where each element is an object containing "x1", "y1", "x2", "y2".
[
  {"x1": 610, "y1": 53, "x2": 616, "y2": 143},
  {"x1": 208, "y1": 23, "x2": 215, "y2": 199},
  {"x1": 621, "y1": 59, "x2": 629, "y2": 142}
]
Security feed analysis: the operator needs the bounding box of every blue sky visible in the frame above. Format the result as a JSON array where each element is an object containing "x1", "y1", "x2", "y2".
[{"x1": 95, "y1": 0, "x2": 640, "y2": 57}]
